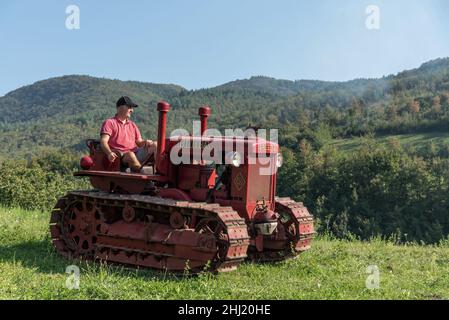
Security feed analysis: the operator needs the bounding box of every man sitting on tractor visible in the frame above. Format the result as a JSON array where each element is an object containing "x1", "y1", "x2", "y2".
[{"x1": 100, "y1": 96, "x2": 157, "y2": 173}]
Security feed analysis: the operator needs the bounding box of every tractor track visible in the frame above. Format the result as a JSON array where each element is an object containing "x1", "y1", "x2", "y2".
[
  {"x1": 275, "y1": 197, "x2": 315, "y2": 251},
  {"x1": 248, "y1": 197, "x2": 315, "y2": 262},
  {"x1": 50, "y1": 190, "x2": 250, "y2": 273}
]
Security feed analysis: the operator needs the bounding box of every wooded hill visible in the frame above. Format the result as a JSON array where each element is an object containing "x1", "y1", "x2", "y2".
[{"x1": 1, "y1": 57, "x2": 449, "y2": 158}]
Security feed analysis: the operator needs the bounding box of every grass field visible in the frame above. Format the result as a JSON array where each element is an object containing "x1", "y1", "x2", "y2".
[
  {"x1": 330, "y1": 132, "x2": 449, "y2": 153},
  {"x1": 1, "y1": 207, "x2": 449, "y2": 300}
]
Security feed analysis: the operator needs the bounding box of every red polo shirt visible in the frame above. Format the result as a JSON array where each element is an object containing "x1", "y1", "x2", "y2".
[{"x1": 100, "y1": 116, "x2": 142, "y2": 152}]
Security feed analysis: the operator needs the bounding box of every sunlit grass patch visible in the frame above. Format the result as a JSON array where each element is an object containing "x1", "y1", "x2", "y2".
[{"x1": 1, "y1": 207, "x2": 449, "y2": 300}]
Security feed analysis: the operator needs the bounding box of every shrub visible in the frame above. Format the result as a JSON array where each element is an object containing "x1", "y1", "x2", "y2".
[
  {"x1": 0, "y1": 160, "x2": 88, "y2": 211},
  {"x1": 278, "y1": 141, "x2": 449, "y2": 243}
]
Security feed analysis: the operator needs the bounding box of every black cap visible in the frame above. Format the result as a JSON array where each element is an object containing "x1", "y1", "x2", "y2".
[{"x1": 116, "y1": 96, "x2": 138, "y2": 108}]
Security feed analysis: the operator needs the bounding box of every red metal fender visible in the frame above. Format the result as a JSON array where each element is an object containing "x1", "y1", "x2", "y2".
[{"x1": 158, "y1": 188, "x2": 191, "y2": 201}]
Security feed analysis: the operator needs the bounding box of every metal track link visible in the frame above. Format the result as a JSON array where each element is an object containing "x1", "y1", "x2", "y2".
[
  {"x1": 50, "y1": 190, "x2": 250, "y2": 273},
  {"x1": 275, "y1": 196, "x2": 315, "y2": 248}
]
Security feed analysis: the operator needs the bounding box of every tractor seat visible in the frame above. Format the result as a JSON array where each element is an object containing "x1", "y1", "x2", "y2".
[{"x1": 86, "y1": 139, "x2": 156, "y2": 174}]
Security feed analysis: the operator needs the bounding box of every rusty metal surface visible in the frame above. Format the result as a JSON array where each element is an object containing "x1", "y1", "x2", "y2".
[
  {"x1": 75, "y1": 170, "x2": 168, "y2": 181},
  {"x1": 247, "y1": 197, "x2": 315, "y2": 262},
  {"x1": 50, "y1": 190, "x2": 250, "y2": 273}
]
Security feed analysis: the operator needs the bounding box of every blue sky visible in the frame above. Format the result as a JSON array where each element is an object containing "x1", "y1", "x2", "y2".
[{"x1": 0, "y1": 0, "x2": 448, "y2": 96}]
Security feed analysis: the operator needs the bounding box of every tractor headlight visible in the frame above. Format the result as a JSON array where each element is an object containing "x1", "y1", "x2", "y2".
[
  {"x1": 225, "y1": 151, "x2": 242, "y2": 167},
  {"x1": 276, "y1": 153, "x2": 283, "y2": 168}
]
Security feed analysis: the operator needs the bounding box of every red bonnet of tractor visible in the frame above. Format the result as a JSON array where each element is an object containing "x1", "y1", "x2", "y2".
[{"x1": 49, "y1": 100, "x2": 314, "y2": 273}]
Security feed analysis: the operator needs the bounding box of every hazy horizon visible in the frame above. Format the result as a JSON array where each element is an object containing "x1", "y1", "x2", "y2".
[{"x1": 2, "y1": 55, "x2": 447, "y2": 97}]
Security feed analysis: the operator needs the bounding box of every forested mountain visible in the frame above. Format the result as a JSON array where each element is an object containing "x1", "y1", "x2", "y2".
[{"x1": 1, "y1": 58, "x2": 449, "y2": 158}]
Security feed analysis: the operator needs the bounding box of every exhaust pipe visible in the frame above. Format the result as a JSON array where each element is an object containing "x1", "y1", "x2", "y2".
[
  {"x1": 198, "y1": 106, "x2": 211, "y2": 135},
  {"x1": 156, "y1": 101, "x2": 170, "y2": 174}
]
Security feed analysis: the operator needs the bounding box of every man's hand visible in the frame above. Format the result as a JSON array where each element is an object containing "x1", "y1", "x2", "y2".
[
  {"x1": 107, "y1": 152, "x2": 118, "y2": 162},
  {"x1": 144, "y1": 139, "x2": 155, "y2": 148},
  {"x1": 136, "y1": 138, "x2": 157, "y2": 149}
]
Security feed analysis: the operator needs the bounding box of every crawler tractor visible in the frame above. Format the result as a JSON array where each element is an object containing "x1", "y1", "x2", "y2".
[{"x1": 50, "y1": 102, "x2": 314, "y2": 273}]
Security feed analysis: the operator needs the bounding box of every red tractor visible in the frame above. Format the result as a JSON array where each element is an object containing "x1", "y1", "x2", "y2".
[{"x1": 50, "y1": 101, "x2": 314, "y2": 273}]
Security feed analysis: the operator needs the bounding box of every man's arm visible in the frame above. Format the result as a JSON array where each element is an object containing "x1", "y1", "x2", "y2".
[
  {"x1": 100, "y1": 134, "x2": 118, "y2": 162},
  {"x1": 136, "y1": 138, "x2": 155, "y2": 148},
  {"x1": 133, "y1": 123, "x2": 155, "y2": 148}
]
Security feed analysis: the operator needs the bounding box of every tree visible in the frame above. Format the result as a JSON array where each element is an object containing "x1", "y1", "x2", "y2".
[
  {"x1": 409, "y1": 100, "x2": 420, "y2": 114},
  {"x1": 432, "y1": 96, "x2": 441, "y2": 113},
  {"x1": 386, "y1": 104, "x2": 398, "y2": 121},
  {"x1": 441, "y1": 92, "x2": 449, "y2": 106}
]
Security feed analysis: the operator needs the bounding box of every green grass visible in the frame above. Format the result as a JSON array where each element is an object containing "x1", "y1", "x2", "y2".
[
  {"x1": 330, "y1": 132, "x2": 449, "y2": 153},
  {"x1": 1, "y1": 207, "x2": 449, "y2": 300}
]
